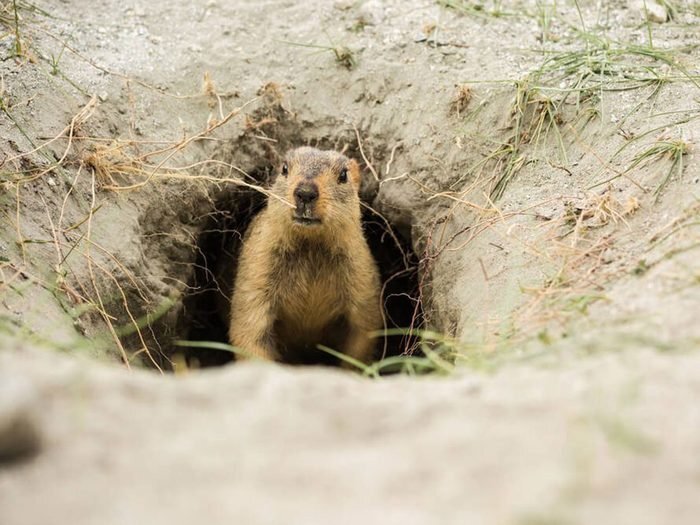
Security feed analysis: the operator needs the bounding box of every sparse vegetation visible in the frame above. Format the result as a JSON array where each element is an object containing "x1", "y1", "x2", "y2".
[{"x1": 438, "y1": 0, "x2": 512, "y2": 18}]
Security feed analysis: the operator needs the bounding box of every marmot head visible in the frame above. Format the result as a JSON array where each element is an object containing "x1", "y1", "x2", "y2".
[{"x1": 270, "y1": 147, "x2": 362, "y2": 234}]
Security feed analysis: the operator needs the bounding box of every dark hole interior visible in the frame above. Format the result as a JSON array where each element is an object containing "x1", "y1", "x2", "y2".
[{"x1": 176, "y1": 173, "x2": 423, "y2": 370}]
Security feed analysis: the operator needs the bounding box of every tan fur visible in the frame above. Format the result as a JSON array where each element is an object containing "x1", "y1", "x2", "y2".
[{"x1": 228, "y1": 147, "x2": 381, "y2": 366}]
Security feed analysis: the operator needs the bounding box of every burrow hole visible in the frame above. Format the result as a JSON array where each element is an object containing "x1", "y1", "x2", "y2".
[{"x1": 174, "y1": 164, "x2": 424, "y2": 369}]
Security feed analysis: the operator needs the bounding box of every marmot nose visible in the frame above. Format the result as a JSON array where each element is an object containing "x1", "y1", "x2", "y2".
[{"x1": 294, "y1": 183, "x2": 319, "y2": 204}]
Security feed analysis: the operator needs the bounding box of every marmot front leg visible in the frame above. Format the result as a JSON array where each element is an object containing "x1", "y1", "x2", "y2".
[
  {"x1": 228, "y1": 293, "x2": 277, "y2": 362},
  {"x1": 339, "y1": 267, "x2": 381, "y2": 370},
  {"x1": 339, "y1": 320, "x2": 377, "y2": 370}
]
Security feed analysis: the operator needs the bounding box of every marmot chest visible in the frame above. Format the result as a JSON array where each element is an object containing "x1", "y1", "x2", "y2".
[{"x1": 272, "y1": 248, "x2": 350, "y2": 333}]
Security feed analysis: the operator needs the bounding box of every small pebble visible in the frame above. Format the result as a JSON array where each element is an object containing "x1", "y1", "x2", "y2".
[{"x1": 629, "y1": 0, "x2": 668, "y2": 23}]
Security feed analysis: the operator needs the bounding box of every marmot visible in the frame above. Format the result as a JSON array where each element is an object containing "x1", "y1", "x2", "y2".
[{"x1": 228, "y1": 147, "x2": 381, "y2": 366}]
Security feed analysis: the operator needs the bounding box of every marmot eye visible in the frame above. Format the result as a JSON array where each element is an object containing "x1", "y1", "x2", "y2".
[
  {"x1": 338, "y1": 167, "x2": 348, "y2": 184},
  {"x1": 281, "y1": 163, "x2": 289, "y2": 176}
]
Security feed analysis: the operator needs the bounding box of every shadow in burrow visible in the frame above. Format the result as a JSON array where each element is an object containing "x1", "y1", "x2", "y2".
[{"x1": 170, "y1": 160, "x2": 425, "y2": 370}]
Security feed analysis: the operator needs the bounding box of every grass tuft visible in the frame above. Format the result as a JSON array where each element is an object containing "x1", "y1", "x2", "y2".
[{"x1": 279, "y1": 38, "x2": 357, "y2": 70}]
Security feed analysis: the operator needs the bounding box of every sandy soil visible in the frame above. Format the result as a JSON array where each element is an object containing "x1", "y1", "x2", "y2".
[{"x1": 1, "y1": 0, "x2": 700, "y2": 523}]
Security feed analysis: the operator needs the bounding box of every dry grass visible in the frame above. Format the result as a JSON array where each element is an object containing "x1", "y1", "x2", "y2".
[
  {"x1": 0, "y1": 47, "x2": 296, "y2": 371},
  {"x1": 450, "y1": 84, "x2": 473, "y2": 117}
]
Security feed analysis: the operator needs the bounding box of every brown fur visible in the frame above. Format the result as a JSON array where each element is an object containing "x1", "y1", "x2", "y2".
[{"x1": 228, "y1": 147, "x2": 381, "y2": 366}]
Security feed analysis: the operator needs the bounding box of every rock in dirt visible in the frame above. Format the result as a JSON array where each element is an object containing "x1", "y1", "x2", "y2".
[
  {"x1": 629, "y1": 0, "x2": 669, "y2": 22},
  {"x1": 0, "y1": 375, "x2": 42, "y2": 462}
]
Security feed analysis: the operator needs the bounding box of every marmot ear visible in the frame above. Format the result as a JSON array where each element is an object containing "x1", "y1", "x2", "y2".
[{"x1": 348, "y1": 159, "x2": 362, "y2": 190}]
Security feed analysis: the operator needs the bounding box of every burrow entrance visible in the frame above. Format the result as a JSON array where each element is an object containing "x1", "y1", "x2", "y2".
[{"x1": 173, "y1": 163, "x2": 424, "y2": 369}]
